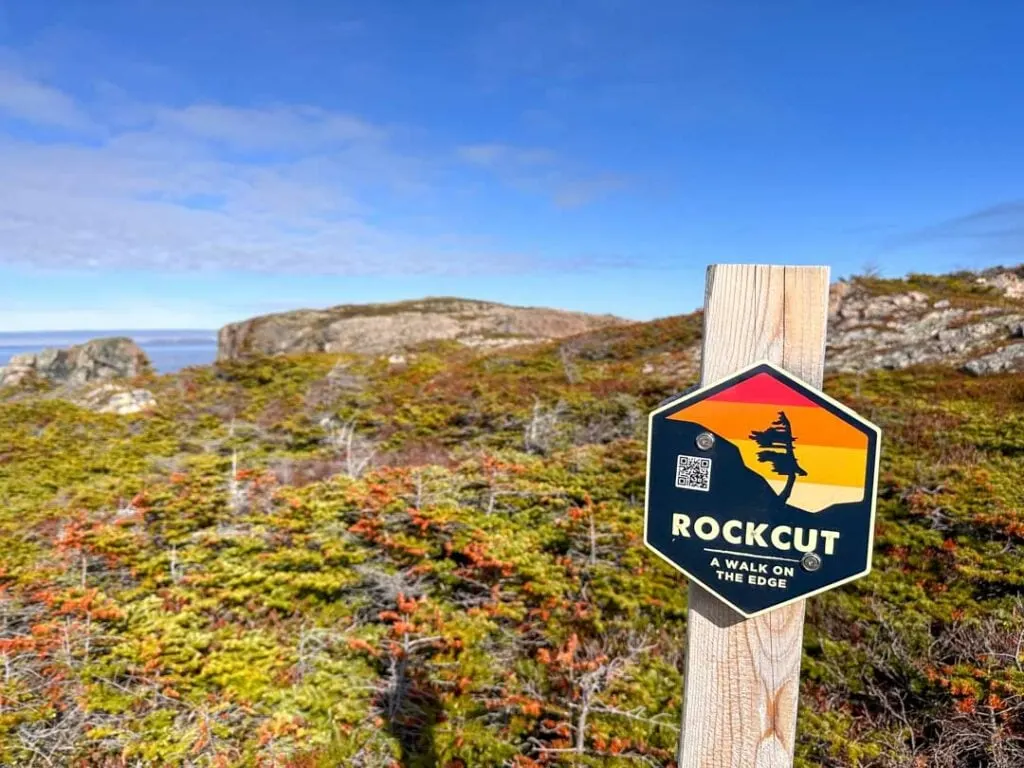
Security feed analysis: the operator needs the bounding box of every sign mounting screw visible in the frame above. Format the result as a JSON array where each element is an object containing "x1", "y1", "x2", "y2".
[
  {"x1": 695, "y1": 432, "x2": 715, "y2": 451},
  {"x1": 801, "y1": 552, "x2": 822, "y2": 572}
]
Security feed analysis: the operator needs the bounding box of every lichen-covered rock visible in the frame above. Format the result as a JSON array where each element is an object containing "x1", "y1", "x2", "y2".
[
  {"x1": 0, "y1": 337, "x2": 150, "y2": 387},
  {"x1": 975, "y1": 270, "x2": 1024, "y2": 299},
  {"x1": 962, "y1": 344, "x2": 1024, "y2": 375},
  {"x1": 824, "y1": 278, "x2": 1024, "y2": 374},
  {"x1": 217, "y1": 297, "x2": 627, "y2": 361},
  {"x1": 828, "y1": 280, "x2": 853, "y2": 320},
  {"x1": 77, "y1": 384, "x2": 158, "y2": 414}
]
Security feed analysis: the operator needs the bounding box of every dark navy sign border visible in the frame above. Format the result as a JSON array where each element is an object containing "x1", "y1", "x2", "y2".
[{"x1": 643, "y1": 360, "x2": 881, "y2": 618}]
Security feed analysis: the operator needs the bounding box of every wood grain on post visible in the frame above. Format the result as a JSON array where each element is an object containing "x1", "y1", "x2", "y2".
[{"x1": 677, "y1": 264, "x2": 830, "y2": 768}]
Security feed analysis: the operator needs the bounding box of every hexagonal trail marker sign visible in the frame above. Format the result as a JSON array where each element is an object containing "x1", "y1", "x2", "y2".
[{"x1": 644, "y1": 360, "x2": 881, "y2": 618}]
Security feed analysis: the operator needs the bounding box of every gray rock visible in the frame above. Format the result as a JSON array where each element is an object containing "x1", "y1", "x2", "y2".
[
  {"x1": 977, "y1": 271, "x2": 1024, "y2": 299},
  {"x1": 936, "y1": 321, "x2": 1000, "y2": 344},
  {"x1": 324, "y1": 362, "x2": 367, "y2": 392},
  {"x1": 825, "y1": 282, "x2": 1024, "y2": 374},
  {"x1": 217, "y1": 297, "x2": 628, "y2": 361},
  {"x1": 78, "y1": 384, "x2": 157, "y2": 414},
  {"x1": 0, "y1": 337, "x2": 150, "y2": 387},
  {"x1": 828, "y1": 280, "x2": 853, "y2": 319},
  {"x1": 962, "y1": 344, "x2": 1024, "y2": 375}
]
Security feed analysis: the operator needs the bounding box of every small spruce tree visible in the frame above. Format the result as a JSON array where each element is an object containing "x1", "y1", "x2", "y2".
[{"x1": 749, "y1": 410, "x2": 807, "y2": 505}]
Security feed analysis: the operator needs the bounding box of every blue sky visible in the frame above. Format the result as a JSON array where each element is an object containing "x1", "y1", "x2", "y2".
[{"x1": 0, "y1": 1, "x2": 1022, "y2": 330}]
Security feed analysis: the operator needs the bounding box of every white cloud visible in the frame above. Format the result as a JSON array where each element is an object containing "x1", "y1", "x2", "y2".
[
  {"x1": 153, "y1": 103, "x2": 384, "y2": 151},
  {"x1": 0, "y1": 68, "x2": 93, "y2": 129},
  {"x1": 0, "y1": 68, "x2": 535, "y2": 275},
  {"x1": 553, "y1": 175, "x2": 626, "y2": 208},
  {"x1": 0, "y1": 65, "x2": 628, "y2": 275},
  {"x1": 0, "y1": 140, "x2": 530, "y2": 273},
  {"x1": 458, "y1": 143, "x2": 557, "y2": 167},
  {"x1": 456, "y1": 142, "x2": 626, "y2": 208},
  {"x1": 889, "y1": 201, "x2": 1024, "y2": 258}
]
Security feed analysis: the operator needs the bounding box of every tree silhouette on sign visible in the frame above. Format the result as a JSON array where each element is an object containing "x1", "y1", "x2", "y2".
[{"x1": 749, "y1": 410, "x2": 807, "y2": 505}]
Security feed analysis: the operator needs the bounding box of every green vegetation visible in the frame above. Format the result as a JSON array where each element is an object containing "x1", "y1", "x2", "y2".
[
  {"x1": 849, "y1": 272, "x2": 1006, "y2": 308},
  {"x1": 1, "y1": 310, "x2": 1023, "y2": 766}
]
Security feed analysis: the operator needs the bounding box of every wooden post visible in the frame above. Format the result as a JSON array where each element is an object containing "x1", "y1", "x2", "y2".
[{"x1": 677, "y1": 264, "x2": 830, "y2": 767}]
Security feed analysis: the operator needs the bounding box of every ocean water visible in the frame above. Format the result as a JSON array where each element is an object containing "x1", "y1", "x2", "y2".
[{"x1": 0, "y1": 330, "x2": 218, "y2": 374}]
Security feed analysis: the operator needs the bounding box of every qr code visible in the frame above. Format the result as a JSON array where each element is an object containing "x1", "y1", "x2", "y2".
[{"x1": 675, "y1": 455, "x2": 712, "y2": 491}]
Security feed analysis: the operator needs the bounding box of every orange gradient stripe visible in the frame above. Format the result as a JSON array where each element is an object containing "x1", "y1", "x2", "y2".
[
  {"x1": 668, "y1": 400, "x2": 868, "y2": 451},
  {"x1": 735, "y1": 443, "x2": 867, "y2": 488}
]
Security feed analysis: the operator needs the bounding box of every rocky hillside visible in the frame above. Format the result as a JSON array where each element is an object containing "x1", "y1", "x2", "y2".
[
  {"x1": 6, "y1": 267, "x2": 1024, "y2": 419},
  {"x1": 215, "y1": 269, "x2": 1024, "y2": 377},
  {"x1": 217, "y1": 296, "x2": 628, "y2": 361},
  {"x1": 538, "y1": 266, "x2": 1024, "y2": 393},
  {"x1": 827, "y1": 268, "x2": 1024, "y2": 375}
]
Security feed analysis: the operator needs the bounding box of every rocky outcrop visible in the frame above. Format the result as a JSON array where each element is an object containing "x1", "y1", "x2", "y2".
[
  {"x1": 76, "y1": 384, "x2": 158, "y2": 415},
  {"x1": 825, "y1": 281, "x2": 1024, "y2": 374},
  {"x1": 975, "y1": 269, "x2": 1024, "y2": 299},
  {"x1": 1, "y1": 337, "x2": 151, "y2": 387},
  {"x1": 962, "y1": 344, "x2": 1024, "y2": 376},
  {"x1": 217, "y1": 297, "x2": 627, "y2": 361}
]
